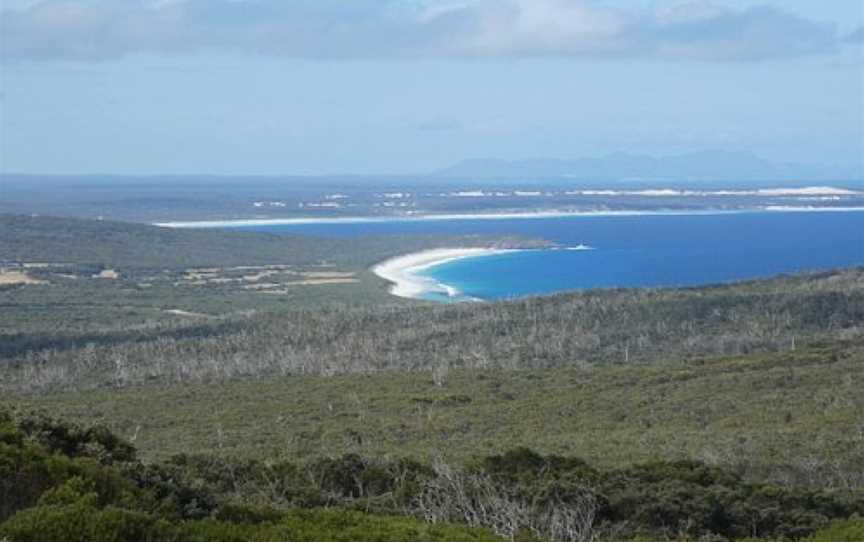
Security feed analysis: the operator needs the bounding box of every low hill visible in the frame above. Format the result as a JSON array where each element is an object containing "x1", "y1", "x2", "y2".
[
  {"x1": 0, "y1": 214, "x2": 553, "y2": 336},
  {"x1": 0, "y1": 213, "x2": 543, "y2": 270}
]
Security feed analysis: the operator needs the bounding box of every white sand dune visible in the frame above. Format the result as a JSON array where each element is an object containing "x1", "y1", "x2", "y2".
[
  {"x1": 372, "y1": 248, "x2": 513, "y2": 300},
  {"x1": 568, "y1": 186, "x2": 862, "y2": 197},
  {"x1": 762, "y1": 206, "x2": 864, "y2": 212}
]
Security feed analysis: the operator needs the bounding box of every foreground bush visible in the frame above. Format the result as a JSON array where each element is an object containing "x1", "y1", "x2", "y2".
[
  {"x1": 1, "y1": 505, "x2": 502, "y2": 542},
  {"x1": 1, "y1": 409, "x2": 862, "y2": 542}
]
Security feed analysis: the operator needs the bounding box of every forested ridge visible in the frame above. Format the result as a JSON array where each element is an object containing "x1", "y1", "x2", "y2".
[{"x1": 0, "y1": 213, "x2": 546, "y2": 270}]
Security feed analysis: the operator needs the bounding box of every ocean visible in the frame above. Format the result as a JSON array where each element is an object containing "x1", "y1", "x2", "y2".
[{"x1": 233, "y1": 211, "x2": 864, "y2": 301}]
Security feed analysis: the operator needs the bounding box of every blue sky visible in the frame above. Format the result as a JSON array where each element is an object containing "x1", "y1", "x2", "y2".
[{"x1": 0, "y1": 0, "x2": 862, "y2": 175}]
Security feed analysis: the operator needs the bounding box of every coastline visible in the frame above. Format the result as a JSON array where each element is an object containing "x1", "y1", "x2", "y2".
[
  {"x1": 154, "y1": 206, "x2": 864, "y2": 228},
  {"x1": 372, "y1": 248, "x2": 515, "y2": 301},
  {"x1": 156, "y1": 209, "x2": 666, "y2": 228}
]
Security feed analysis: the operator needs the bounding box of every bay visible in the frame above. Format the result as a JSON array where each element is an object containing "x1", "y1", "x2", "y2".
[{"x1": 232, "y1": 211, "x2": 864, "y2": 301}]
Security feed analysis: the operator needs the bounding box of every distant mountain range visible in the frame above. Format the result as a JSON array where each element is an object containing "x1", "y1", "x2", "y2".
[{"x1": 431, "y1": 151, "x2": 863, "y2": 182}]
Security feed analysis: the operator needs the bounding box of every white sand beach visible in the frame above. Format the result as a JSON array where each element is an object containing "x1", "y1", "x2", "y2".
[
  {"x1": 154, "y1": 209, "x2": 735, "y2": 228},
  {"x1": 153, "y1": 205, "x2": 864, "y2": 229},
  {"x1": 155, "y1": 211, "x2": 590, "y2": 228},
  {"x1": 763, "y1": 206, "x2": 864, "y2": 213},
  {"x1": 372, "y1": 248, "x2": 513, "y2": 300}
]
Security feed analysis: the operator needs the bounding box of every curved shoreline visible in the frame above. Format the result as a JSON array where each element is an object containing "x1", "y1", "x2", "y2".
[
  {"x1": 372, "y1": 248, "x2": 515, "y2": 300},
  {"x1": 154, "y1": 206, "x2": 864, "y2": 228}
]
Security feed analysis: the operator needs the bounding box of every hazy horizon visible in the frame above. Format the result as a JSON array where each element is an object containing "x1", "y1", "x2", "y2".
[
  {"x1": 2, "y1": 1, "x2": 862, "y2": 176},
  {"x1": 1, "y1": 149, "x2": 861, "y2": 181}
]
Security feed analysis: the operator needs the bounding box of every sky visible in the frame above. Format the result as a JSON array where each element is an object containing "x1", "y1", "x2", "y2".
[{"x1": 0, "y1": 0, "x2": 862, "y2": 175}]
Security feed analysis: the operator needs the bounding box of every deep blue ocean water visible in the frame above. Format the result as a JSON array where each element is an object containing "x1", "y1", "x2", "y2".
[{"x1": 232, "y1": 211, "x2": 864, "y2": 301}]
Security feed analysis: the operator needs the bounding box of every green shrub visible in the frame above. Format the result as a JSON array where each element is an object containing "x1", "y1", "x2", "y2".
[
  {"x1": 0, "y1": 503, "x2": 164, "y2": 542},
  {"x1": 0, "y1": 505, "x2": 500, "y2": 542},
  {"x1": 804, "y1": 518, "x2": 864, "y2": 542},
  {"x1": 14, "y1": 412, "x2": 136, "y2": 464},
  {"x1": 2, "y1": 407, "x2": 863, "y2": 542}
]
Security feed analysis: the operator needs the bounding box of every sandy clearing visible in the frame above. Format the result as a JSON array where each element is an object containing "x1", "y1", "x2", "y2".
[
  {"x1": 291, "y1": 278, "x2": 359, "y2": 285},
  {"x1": 243, "y1": 282, "x2": 282, "y2": 290},
  {"x1": 300, "y1": 272, "x2": 356, "y2": 279},
  {"x1": 163, "y1": 309, "x2": 211, "y2": 318},
  {"x1": 0, "y1": 271, "x2": 48, "y2": 285},
  {"x1": 93, "y1": 269, "x2": 120, "y2": 279},
  {"x1": 255, "y1": 278, "x2": 360, "y2": 293},
  {"x1": 242, "y1": 270, "x2": 281, "y2": 282}
]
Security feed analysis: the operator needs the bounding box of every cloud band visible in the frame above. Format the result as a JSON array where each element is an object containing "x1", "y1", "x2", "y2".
[{"x1": 0, "y1": 0, "x2": 842, "y2": 63}]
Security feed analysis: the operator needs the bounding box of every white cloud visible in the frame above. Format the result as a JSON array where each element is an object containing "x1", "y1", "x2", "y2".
[
  {"x1": 0, "y1": 0, "x2": 841, "y2": 62},
  {"x1": 654, "y1": 2, "x2": 727, "y2": 25},
  {"x1": 456, "y1": 0, "x2": 628, "y2": 55}
]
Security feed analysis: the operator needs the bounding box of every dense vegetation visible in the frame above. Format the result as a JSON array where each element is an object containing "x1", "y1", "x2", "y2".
[
  {"x1": 9, "y1": 342, "x2": 864, "y2": 489},
  {"x1": 1, "y1": 409, "x2": 861, "y2": 541},
  {"x1": 0, "y1": 213, "x2": 547, "y2": 332},
  {"x1": 0, "y1": 213, "x2": 543, "y2": 270},
  {"x1": 3, "y1": 266, "x2": 863, "y2": 391},
  {"x1": 3, "y1": 214, "x2": 863, "y2": 541}
]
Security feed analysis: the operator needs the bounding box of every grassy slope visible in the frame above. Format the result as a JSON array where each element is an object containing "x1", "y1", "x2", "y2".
[{"x1": 10, "y1": 341, "x2": 862, "y2": 489}]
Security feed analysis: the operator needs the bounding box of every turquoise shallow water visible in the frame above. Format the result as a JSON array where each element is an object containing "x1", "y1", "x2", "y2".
[{"x1": 232, "y1": 211, "x2": 864, "y2": 301}]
